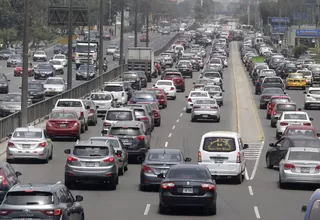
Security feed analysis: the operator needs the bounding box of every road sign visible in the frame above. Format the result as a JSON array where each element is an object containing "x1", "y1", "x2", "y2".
[
  {"x1": 48, "y1": 7, "x2": 88, "y2": 26},
  {"x1": 296, "y1": 29, "x2": 320, "y2": 37},
  {"x1": 273, "y1": 26, "x2": 288, "y2": 33},
  {"x1": 293, "y1": 12, "x2": 308, "y2": 21},
  {"x1": 269, "y1": 17, "x2": 290, "y2": 24}
]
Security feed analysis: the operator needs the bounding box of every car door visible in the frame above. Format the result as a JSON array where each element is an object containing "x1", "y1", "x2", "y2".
[
  {"x1": 238, "y1": 138, "x2": 246, "y2": 172},
  {"x1": 65, "y1": 187, "x2": 83, "y2": 220},
  {"x1": 57, "y1": 188, "x2": 76, "y2": 220},
  {"x1": 273, "y1": 138, "x2": 290, "y2": 165},
  {"x1": 6, "y1": 164, "x2": 19, "y2": 185},
  {"x1": 119, "y1": 140, "x2": 128, "y2": 163}
]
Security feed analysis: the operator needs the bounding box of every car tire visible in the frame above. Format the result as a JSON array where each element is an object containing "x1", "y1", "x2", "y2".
[
  {"x1": 119, "y1": 165, "x2": 125, "y2": 176},
  {"x1": 259, "y1": 104, "x2": 263, "y2": 109},
  {"x1": 42, "y1": 156, "x2": 49, "y2": 164},
  {"x1": 191, "y1": 117, "x2": 196, "y2": 122},
  {"x1": 278, "y1": 176, "x2": 286, "y2": 189},
  {"x1": 205, "y1": 204, "x2": 217, "y2": 215},
  {"x1": 109, "y1": 176, "x2": 117, "y2": 190},
  {"x1": 266, "y1": 155, "x2": 273, "y2": 169},
  {"x1": 85, "y1": 122, "x2": 88, "y2": 131},
  {"x1": 6, "y1": 159, "x2": 13, "y2": 163},
  {"x1": 139, "y1": 184, "x2": 147, "y2": 191},
  {"x1": 235, "y1": 172, "x2": 243, "y2": 184},
  {"x1": 159, "y1": 203, "x2": 168, "y2": 214},
  {"x1": 186, "y1": 108, "x2": 191, "y2": 113},
  {"x1": 173, "y1": 96, "x2": 176, "y2": 100},
  {"x1": 181, "y1": 87, "x2": 185, "y2": 92},
  {"x1": 304, "y1": 103, "x2": 309, "y2": 110},
  {"x1": 80, "y1": 124, "x2": 85, "y2": 133},
  {"x1": 266, "y1": 115, "x2": 270, "y2": 119},
  {"x1": 65, "y1": 177, "x2": 75, "y2": 190},
  {"x1": 216, "y1": 117, "x2": 220, "y2": 123},
  {"x1": 49, "y1": 146, "x2": 53, "y2": 160},
  {"x1": 276, "y1": 132, "x2": 281, "y2": 139}
]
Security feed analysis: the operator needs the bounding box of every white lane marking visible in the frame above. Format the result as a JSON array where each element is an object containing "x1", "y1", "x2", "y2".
[
  {"x1": 245, "y1": 168, "x2": 249, "y2": 180},
  {"x1": 250, "y1": 140, "x2": 265, "y2": 180},
  {"x1": 144, "y1": 204, "x2": 150, "y2": 215},
  {"x1": 180, "y1": 113, "x2": 183, "y2": 117},
  {"x1": 164, "y1": 142, "x2": 168, "y2": 148},
  {"x1": 183, "y1": 107, "x2": 186, "y2": 111},
  {"x1": 254, "y1": 206, "x2": 261, "y2": 219},
  {"x1": 168, "y1": 133, "x2": 172, "y2": 138},
  {"x1": 248, "y1": 186, "x2": 253, "y2": 196},
  {"x1": 176, "y1": 119, "x2": 179, "y2": 123},
  {"x1": 172, "y1": 125, "x2": 175, "y2": 130}
]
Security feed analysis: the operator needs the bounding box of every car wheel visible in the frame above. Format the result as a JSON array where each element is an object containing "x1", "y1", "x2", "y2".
[
  {"x1": 49, "y1": 146, "x2": 53, "y2": 160},
  {"x1": 235, "y1": 173, "x2": 243, "y2": 184},
  {"x1": 173, "y1": 96, "x2": 176, "y2": 100},
  {"x1": 304, "y1": 103, "x2": 309, "y2": 110},
  {"x1": 205, "y1": 204, "x2": 217, "y2": 215},
  {"x1": 80, "y1": 124, "x2": 85, "y2": 133},
  {"x1": 216, "y1": 117, "x2": 220, "y2": 123},
  {"x1": 119, "y1": 165, "x2": 125, "y2": 176},
  {"x1": 266, "y1": 155, "x2": 273, "y2": 169},
  {"x1": 65, "y1": 177, "x2": 75, "y2": 190},
  {"x1": 42, "y1": 155, "x2": 49, "y2": 164},
  {"x1": 139, "y1": 184, "x2": 147, "y2": 191},
  {"x1": 159, "y1": 203, "x2": 168, "y2": 214},
  {"x1": 181, "y1": 87, "x2": 185, "y2": 92},
  {"x1": 6, "y1": 159, "x2": 13, "y2": 163},
  {"x1": 276, "y1": 132, "x2": 281, "y2": 139},
  {"x1": 109, "y1": 176, "x2": 117, "y2": 190},
  {"x1": 85, "y1": 122, "x2": 88, "y2": 131},
  {"x1": 278, "y1": 175, "x2": 286, "y2": 189},
  {"x1": 191, "y1": 117, "x2": 196, "y2": 122}
]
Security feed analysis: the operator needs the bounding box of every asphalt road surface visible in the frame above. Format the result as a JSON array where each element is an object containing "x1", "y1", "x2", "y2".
[
  {"x1": 0, "y1": 41, "x2": 315, "y2": 220},
  {"x1": 0, "y1": 32, "x2": 176, "y2": 101}
]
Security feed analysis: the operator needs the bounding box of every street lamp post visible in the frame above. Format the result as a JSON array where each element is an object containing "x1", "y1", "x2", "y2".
[
  {"x1": 119, "y1": 0, "x2": 124, "y2": 76},
  {"x1": 99, "y1": 0, "x2": 104, "y2": 75}
]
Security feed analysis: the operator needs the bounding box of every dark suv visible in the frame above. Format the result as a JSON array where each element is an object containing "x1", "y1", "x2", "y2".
[
  {"x1": 108, "y1": 121, "x2": 151, "y2": 162},
  {"x1": 28, "y1": 81, "x2": 45, "y2": 103},
  {"x1": 0, "y1": 162, "x2": 22, "y2": 203},
  {"x1": 122, "y1": 72, "x2": 141, "y2": 90},
  {"x1": 0, "y1": 74, "x2": 10, "y2": 94},
  {"x1": 0, "y1": 182, "x2": 84, "y2": 220}
]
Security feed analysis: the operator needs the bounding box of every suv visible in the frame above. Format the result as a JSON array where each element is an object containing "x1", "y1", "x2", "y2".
[
  {"x1": 0, "y1": 182, "x2": 84, "y2": 220},
  {"x1": 122, "y1": 72, "x2": 141, "y2": 90},
  {"x1": 108, "y1": 121, "x2": 151, "y2": 162},
  {"x1": 102, "y1": 107, "x2": 137, "y2": 134},
  {"x1": 103, "y1": 82, "x2": 129, "y2": 105},
  {"x1": 0, "y1": 162, "x2": 22, "y2": 203},
  {"x1": 304, "y1": 87, "x2": 320, "y2": 110},
  {"x1": 64, "y1": 141, "x2": 120, "y2": 190}
]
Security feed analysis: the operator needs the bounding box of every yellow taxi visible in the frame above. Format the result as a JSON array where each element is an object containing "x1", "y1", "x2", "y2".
[{"x1": 285, "y1": 72, "x2": 306, "y2": 90}]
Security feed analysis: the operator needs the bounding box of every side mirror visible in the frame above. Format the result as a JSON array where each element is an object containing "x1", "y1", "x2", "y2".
[
  {"x1": 284, "y1": 92, "x2": 287, "y2": 95},
  {"x1": 114, "y1": 98, "x2": 118, "y2": 102},
  {"x1": 185, "y1": 96, "x2": 188, "y2": 98},
  {"x1": 210, "y1": 96, "x2": 213, "y2": 98},
  {"x1": 193, "y1": 82, "x2": 195, "y2": 84},
  {"x1": 298, "y1": 108, "x2": 302, "y2": 111},
  {"x1": 185, "y1": 157, "x2": 191, "y2": 162},
  {"x1": 269, "y1": 143, "x2": 275, "y2": 147},
  {"x1": 157, "y1": 173, "x2": 165, "y2": 178},
  {"x1": 7, "y1": 133, "x2": 12, "y2": 138},
  {"x1": 310, "y1": 117, "x2": 314, "y2": 121},
  {"x1": 75, "y1": 195, "x2": 83, "y2": 202},
  {"x1": 116, "y1": 150, "x2": 122, "y2": 156},
  {"x1": 243, "y1": 144, "x2": 249, "y2": 149},
  {"x1": 274, "y1": 117, "x2": 279, "y2": 120},
  {"x1": 7, "y1": 80, "x2": 10, "y2": 82},
  {"x1": 317, "y1": 133, "x2": 320, "y2": 137},
  {"x1": 301, "y1": 205, "x2": 307, "y2": 212},
  {"x1": 96, "y1": 106, "x2": 99, "y2": 109},
  {"x1": 19, "y1": 86, "x2": 21, "y2": 89},
  {"x1": 15, "y1": 171, "x2": 22, "y2": 177},
  {"x1": 86, "y1": 105, "x2": 90, "y2": 110},
  {"x1": 222, "y1": 89, "x2": 225, "y2": 92},
  {"x1": 153, "y1": 84, "x2": 155, "y2": 87},
  {"x1": 64, "y1": 149, "x2": 71, "y2": 154},
  {"x1": 303, "y1": 91, "x2": 307, "y2": 94}
]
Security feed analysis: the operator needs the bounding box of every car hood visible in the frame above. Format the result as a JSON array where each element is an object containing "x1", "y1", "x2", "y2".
[
  {"x1": 52, "y1": 64, "x2": 63, "y2": 69},
  {"x1": 35, "y1": 68, "x2": 52, "y2": 72}
]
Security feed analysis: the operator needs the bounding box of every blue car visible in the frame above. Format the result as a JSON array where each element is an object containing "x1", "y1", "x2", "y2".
[
  {"x1": 302, "y1": 189, "x2": 320, "y2": 220},
  {"x1": 129, "y1": 91, "x2": 157, "y2": 104}
]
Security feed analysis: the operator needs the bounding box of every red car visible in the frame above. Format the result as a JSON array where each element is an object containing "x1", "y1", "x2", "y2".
[
  {"x1": 140, "y1": 34, "x2": 148, "y2": 42},
  {"x1": 137, "y1": 101, "x2": 161, "y2": 126},
  {"x1": 13, "y1": 62, "x2": 34, "y2": 77},
  {"x1": 144, "y1": 88, "x2": 167, "y2": 108},
  {"x1": 103, "y1": 33, "x2": 111, "y2": 40},
  {"x1": 46, "y1": 110, "x2": 81, "y2": 140},
  {"x1": 266, "y1": 95, "x2": 291, "y2": 119},
  {"x1": 283, "y1": 125, "x2": 319, "y2": 138},
  {"x1": 161, "y1": 72, "x2": 185, "y2": 92}
]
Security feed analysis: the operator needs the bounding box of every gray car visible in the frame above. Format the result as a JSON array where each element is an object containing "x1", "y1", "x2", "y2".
[
  {"x1": 0, "y1": 49, "x2": 14, "y2": 60},
  {"x1": 259, "y1": 88, "x2": 286, "y2": 109},
  {"x1": 6, "y1": 54, "x2": 22, "y2": 67},
  {"x1": 82, "y1": 99, "x2": 98, "y2": 126},
  {"x1": 88, "y1": 136, "x2": 129, "y2": 175},
  {"x1": 191, "y1": 98, "x2": 221, "y2": 122},
  {"x1": 139, "y1": 148, "x2": 191, "y2": 191},
  {"x1": 270, "y1": 102, "x2": 298, "y2": 127},
  {"x1": 64, "y1": 140, "x2": 120, "y2": 190},
  {"x1": 0, "y1": 93, "x2": 31, "y2": 117}
]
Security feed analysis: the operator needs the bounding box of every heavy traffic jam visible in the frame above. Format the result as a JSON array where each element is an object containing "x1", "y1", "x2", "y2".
[{"x1": 0, "y1": 19, "x2": 319, "y2": 220}]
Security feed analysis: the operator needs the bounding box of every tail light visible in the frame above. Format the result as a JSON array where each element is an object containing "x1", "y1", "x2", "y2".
[
  {"x1": 283, "y1": 163, "x2": 295, "y2": 170},
  {"x1": 47, "y1": 122, "x2": 53, "y2": 127},
  {"x1": 103, "y1": 122, "x2": 111, "y2": 126},
  {"x1": 142, "y1": 165, "x2": 152, "y2": 173},
  {"x1": 303, "y1": 123, "x2": 312, "y2": 126},
  {"x1": 236, "y1": 152, "x2": 241, "y2": 163},
  {"x1": 139, "y1": 117, "x2": 149, "y2": 121},
  {"x1": 201, "y1": 184, "x2": 215, "y2": 190},
  {"x1": 42, "y1": 209, "x2": 62, "y2": 216},
  {"x1": 267, "y1": 104, "x2": 271, "y2": 109},
  {"x1": 170, "y1": 87, "x2": 174, "y2": 90},
  {"x1": 80, "y1": 112, "x2": 84, "y2": 118},
  {"x1": 154, "y1": 111, "x2": 159, "y2": 117},
  {"x1": 1, "y1": 169, "x2": 9, "y2": 188},
  {"x1": 103, "y1": 157, "x2": 115, "y2": 163},
  {"x1": 188, "y1": 98, "x2": 192, "y2": 102},
  {"x1": 0, "y1": 210, "x2": 13, "y2": 216},
  {"x1": 161, "y1": 182, "x2": 175, "y2": 189},
  {"x1": 157, "y1": 95, "x2": 164, "y2": 99},
  {"x1": 117, "y1": 154, "x2": 121, "y2": 158},
  {"x1": 137, "y1": 135, "x2": 145, "y2": 140},
  {"x1": 38, "y1": 142, "x2": 46, "y2": 147},
  {"x1": 198, "y1": 151, "x2": 202, "y2": 162},
  {"x1": 73, "y1": 122, "x2": 79, "y2": 127},
  {"x1": 67, "y1": 156, "x2": 78, "y2": 163},
  {"x1": 315, "y1": 165, "x2": 320, "y2": 170},
  {"x1": 89, "y1": 109, "x2": 95, "y2": 113},
  {"x1": 273, "y1": 110, "x2": 277, "y2": 115},
  {"x1": 129, "y1": 99, "x2": 134, "y2": 103},
  {"x1": 256, "y1": 80, "x2": 260, "y2": 83},
  {"x1": 7, "y1": 142, "x2": 14, "y2": 148},
  {"x1": 194, "y1": 106, "x2": 201, "y2": 108},
  {"x1": 210, "y1": 106, "x2": 218, "y2": 109},
  {"x1": 280, "y1": 122, "x2": 288, "y2": 126},
  {"x1": 263, "y1": 96, "x2": 270, "y2": 99}
]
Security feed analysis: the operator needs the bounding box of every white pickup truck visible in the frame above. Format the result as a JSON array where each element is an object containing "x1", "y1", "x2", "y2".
[{"x1": 53, "y1": 99, "x2": 90, "y2": 131}]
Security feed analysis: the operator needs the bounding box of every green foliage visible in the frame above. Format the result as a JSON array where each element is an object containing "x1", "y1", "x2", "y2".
[
  {"x1": 194, "y1": 0, "x2": 205, "y2": 21},
  {"x1": 294, "y1": 45, "x2": 309, "y2": 58}
]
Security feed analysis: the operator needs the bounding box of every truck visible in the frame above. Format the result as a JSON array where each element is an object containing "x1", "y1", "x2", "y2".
[
  {"x1": 74, "y1": 41, "x2": 98, "y2": 69},
  {"x1": 127, "y1": 47, "x2": 154, "y2": 82}
]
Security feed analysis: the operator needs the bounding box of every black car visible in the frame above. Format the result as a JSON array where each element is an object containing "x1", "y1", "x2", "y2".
[
  {"x1": 0, "y1": 74, "x2": 10, "y2": 94},
  {"x1": 266, "y1": 137, "x2": 320, "y2": 168},
  {"x1": 178, "y1": 61, "x2": 193, "y2": 78},
  {"x1": 53, "y1": 44, "x2": 63, "y2": 54},
  {"x1": 121, "y1": 72, "x2": 141, "y2": 90},
  {"x1": 28, "y1": 81, "x2": 46, "y2": 103},
  {"x1": 259, "y1": 88, "x2": 286, "y2": 109},
  {"x1": 75, "y1": 64, "x2": 96, "y2": 80},
  {"x1": 136, "y1": 71, "x2": 148, "y2": 87},
  {"x1": 279, "y1": 63, "x2": 297, "y2": 78},
  {"x1": 34, "y1": 63, "x2": 56, "y2": 80},
  {"x1": 158, "y1": 164, "x2": 217, "y2": 215},
  {"x1": 0, "y1": 162, "x2": 21, "y2": 203}
]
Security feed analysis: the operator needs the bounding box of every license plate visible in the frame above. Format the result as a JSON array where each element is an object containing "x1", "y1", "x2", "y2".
[
  {"x1": 202, "y1": 115, "x2": 208, "y2": 118},
  {"x1": 301, "y1": 168, "x2": 310, "y2": 173},
  {"x1": 214, "y1": 159, "x2": 224, "y2": 163},
  {"x1": 182, "y1": 188, "x2": 193, "y2": 193},
  {"x1": 121, "y1": 139, "x2": 129, "y2": 143},
  {"x1": 86, "y1": 162, "x2": 95, "y2": 167},
  {"x1": 60, "y1": 124, "x2": 66, "y2": 128},
  {"x1": 22, "y1": 144, "x2": 30, "y2": 149}
]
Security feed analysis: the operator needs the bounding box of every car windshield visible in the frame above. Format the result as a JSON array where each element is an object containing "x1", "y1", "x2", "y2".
[
  {"x1": 210, "y1": 59, "x2": 221, "y2": 64},
  {"x1": 148, "y1": 152, "x2": 182, "y2": 162},
  {"x1": 106, "y1": 111, "x2": 133, "y2": 120},
  {"x1": 79, "y1": 65, "x2": 94, "y2": 72},
  {"x1": 284, "y1": 113, "x2": 307, "y2": 120},
  {"x1": 49, "y1": 60, "x2": 62, "y2": 65},
  {"x1": 166, "y1": 167, "x2": 209, "y2": 180},
  {"x1": 301, "y1": 71, "x2": 312, "y2": 76},
  {"x1": 157, "y1": 81, "x2": 172, "y2": 86},
  {"x1": 204, "y1": 72, "x2": 220, "y2": 78},
  {"x1": 190, "y1": 92, "x2": 208, "y2": 97},
  {"x1": 3, "y1": 192, "x2": 54, "y2": 205},
  {"x1": 54, "y1": 55, "x2": 65, "y2": 59},
  {"x1": 104, "y1": 85, "x2": 122, "y2": 92},
  {"x1": 9, "y1": 55, "x2": 20, "y2": 59},
  {"x1": 108, "y1": 45, "x2": 118, "y2": 49},
  {"x1": 261, "y1": 70, "x2": 275, "y2": 74},
  {"x1": 37, "y1": 64, "x2": 52, "y2": 69},
  {"x1": 76, "y1": 46, "x2": 96, "y2": 53},
  {"x1": 309, "y1": 90, "x2": 320, "y2": 94},
  {"x1": 178, "y1": 62, "x2": 190, "y2": 67},
  {"x1": 288, "y1": 151, "x2": 320, "y2": 161},
  {"x1": 289, "y1": 74, "x2": 303, "y2": 79},
  {"x1": 165, "y1": 73, "x2": 181, "y2": 78},
  {"x1": 264, "y1": 78, "x2": 282, "y2": 83},
  {"x1": 89, "y1": 139, "x2": 121, "y2": 150},
  {"x1": 202, "y1": 137, "x2": 236, "y2": 152},
  {"x1": 56, "y1": 101, "x2": 82, "y2": 107},
  {"x1": 91, "y1": 93, "x2": 112, "y2": 100},
  {"x1": 45, "y1": 78, "x2": 63, "y2": 84},
  {"x1": 134, "y1": 109, "x2": 146, "y2": 117},
  {"x1": 123, "y1": 74, "x2": 137, "y2": 80},
  {"x1": 28, "y1": 83, "x2": 43, "y2": 90},
  {"x1": 286, "y1": 129, "x2": 315, "y2": 137},
  {"x1": 262, "y1": 88, "x2": 284, "y2": 94},
  {"x1": 109, "y1": 127, "x2": 141, "y2": 136},
  {"x1": 133, "y1": 93, "x2": 154, "y2": 100},
  {"x1": 195, "y1": 99, "x2": 216, "y2": 105},
  {"x1": 276, "y1": 104, "x2": 296, "y2": 111},
  {"x1": 3, "y1": 94, "x2": 21, "y2": 102},
  {"x1": 35, "y1": 51, "x2": 45, "y2": 55},
  {"x1": 73, "y1": 146, "x2": 109, "y2": 156},
  {"x1": 204, "y1": 87, "x2": 220, "y2": 92},
  {"x1": 136, "y1": 71, "x2": 145, "y2": 77},
  {"x1": 12, "y1": 131, "x2": 42, "y2": 138},
  {"x1": 50, "y1": 112, "x2": 77, "y2": 119}
]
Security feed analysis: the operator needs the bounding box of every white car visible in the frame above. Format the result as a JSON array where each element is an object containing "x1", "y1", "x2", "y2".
[
  {"x1": 89, "y1": 91, "x2": 116, "y2": 117},
  {"x1": 304, "y1": 87, "x2": 320, "y2": 109},
  {"x1": 49, "y1": 60, "x2": 64, "y2": 74},
  {"x1": 32, "y1": 50, "x2": 47, "y2": 61},
  {"x1": 106, "y1": 45, "x2": 119, "y2": 55},
  {"x1": 198, "y1": 131, "x2": 249, "y2": 183},
  {"x1": 43, "y1": 77, "x2": 67, "y2": 96},
  {"x1": 275, "y1": 111, "x2": 314, "y2": 139},
  {"x1": 53, "y1": 54, "x2": 67, "y2": 66},
  {"x1": 154, "y1": 80, "x2": 177, "y2": 100},
  {"x1": 185, "y1": 90, "x2": 211, "y2": 113},
  {"x1": 102, "y1": 82, "x2": 128, "y2": 105}
]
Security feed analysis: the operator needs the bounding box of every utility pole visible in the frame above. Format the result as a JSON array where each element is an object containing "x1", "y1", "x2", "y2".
[
  {"x1": 247, "y1": 0, "x2": 250, "y2": 26},
  {"x1": 87, "y1": 26, "x2": 91, "y2": 79},
  {"x1": 67, "y1": 0, "x2": 73, "y2": 90},
  {"x1": 99, "y1": 0, "x2": 104, "y2": 75},
  {"x1": 119, "y1": 0, "x2": 124, "y2": 76},
  {"x1": 134, "y1": 0, "x2": 138, "y2": 47},
  {"x1": 21, "y1": 0, "x2": 29, "y2": 127},
  {"x1": 146, "y1": 0, "x2": 149, "y2": 47}
]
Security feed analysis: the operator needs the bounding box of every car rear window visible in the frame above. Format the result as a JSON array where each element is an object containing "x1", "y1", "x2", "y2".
[
  {"x1": 263, "y1": 78, "x2": 282, "y2": 83},
  {"x1": 288, "y1": 151, "x2": 320, "y2": 161},
  {"x1": 50, "y1": 112, "x2": 77, "y2": 119},
  {"x1": 104, "y1": 85, "x2": 123, "y2": 92},
  {"x1": 106, "y1": 111, "x2": 133, "y2": 120},
  {"x1": 3, "y1": 191, "x2": 54, "y2": 205},
  {"x1": 12, "y1": 131, "x2": 42, "y2": 138},
  {"x1": 109, "y1": 127, "x2": 141, "y2": 136},
  {"x1": 165, "y1": 74, "x2": 181, "y2": 78},
  {"x1": 277, "y1": 104, "x2": 296, "y2": 111},
  {"x1": 148, "y1": 152, "x2": 182, "y2": 162},
  {"x1": 166, "y1": 167, "x2": 209, "y2": 179},
  {"x1": 73, "y1": 146, "x2": 109, "y2": 156},
  {"x1": 134, "y1": 109, "x2": 146, "y2": 116},
  {"x1": 286, "y1": 129, "x2": 315, "y2": 137},
  {"x1": 271, "y1": 98, "x2": 290, "y2": 104},
  {"x1": 204, "y1": 72, "x2": 220, "y2": 78},
  {"x1": 56, "y1": 101, "x2": 82, "y2": 107},
  {"x1": 133, "y1": 93, "x2": 154, "y2": 100},
  {"x1": 284, "y1": 113, "x2": 307, "y2": 120},
  {"x1": 202, "y1": 137, "x2": 236, "y2": 152},
  {"x1": 309, "y1": 90, "x2": 320, "y2": 94}
]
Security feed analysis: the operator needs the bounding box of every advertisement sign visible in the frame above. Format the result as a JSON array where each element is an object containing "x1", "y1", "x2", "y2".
[{"x1": 295, "y1": 30, "x2": 320, "y2": 37}]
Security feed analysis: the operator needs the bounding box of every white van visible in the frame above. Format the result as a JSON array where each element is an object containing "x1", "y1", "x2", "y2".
[{"x1": 198, "y1": 131, "x2": 249, "y2": 183}]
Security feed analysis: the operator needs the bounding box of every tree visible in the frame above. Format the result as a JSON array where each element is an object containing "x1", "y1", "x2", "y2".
[{"x1": 194, "y1": 0, "x2": 205, "y2": 21}]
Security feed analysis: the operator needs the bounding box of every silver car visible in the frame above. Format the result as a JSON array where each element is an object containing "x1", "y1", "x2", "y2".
[
  {"x1": 270, "y1": 102, "x2": 297, "y2": 127},
  {"x1": 6, "y1": 54, "x2": 22, "y2": 67},
  {"x1": 64, "y1": 140, "x2": 120, "y2": 190},
  {"x1": 279, "y1": 147, "x2": 320, "y2": 188},
  {"x1": 88, "y1": 136, "x2": 129, "y2": 175},
  {"x1": 203, "y1": 85, "x2": 224, "y2": 106},
  {"x1": 6, "y1": 127, "x2": 53, "y2": 163},
  {"x1": 43, "y1": 77, "x2": 66, "y2": 96},
  {"x1": 191, "y1": 98, "x2": 220, "y2": 122},
  {"x1": 0, "y1": 93, "x2": 31, "y2": 117},
  {"x1": 82, "y1": 99, "x2": 98, "y2": 126},
  {"x1": 89, "y1": 92, "x2": 116, "y2": 117}
]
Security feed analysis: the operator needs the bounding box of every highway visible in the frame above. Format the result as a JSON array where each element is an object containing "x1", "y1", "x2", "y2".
[
  {"x1": 0, "y1": 32, "x2": 176, "y2": 101},
  {"x1": 0, "y1": 41, "x2": 316, "y2": 220}
]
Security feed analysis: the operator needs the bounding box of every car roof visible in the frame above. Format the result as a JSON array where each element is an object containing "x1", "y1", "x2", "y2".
[
  {"x1": 288, "y1": 147, "x2": 320, "y2": 153},
  {"x1": 75, "y1": 140, "x2": 111, "y2": 147},
  {"x1": 274, "y1": 102, "x2": 296, "y2": 105},
  {"x1": 157, "y1": 80, "x2": 173, "y2": 83},
  {"x1": 169, "y1": 164, "x2": 207, "y2": 170},
  {"x1": 148, "y1": 148, "x2": 181, "y2": 154},
  {"x1": 202, "y1": 131, "x2": 240, "y2": 138},
  {"x1": 282, "y1": 111, "x2": 306, "y2": 114},
  {"x1": 108, "y1": 107, "x2": 133, "y2": 111},
  {"x1": 285, "y1": 125, "x2": 315, "y2": 130},
  {"x1": 14, "y1": 127, "x2": 42, "y2": 132},
  {"x1": 89, "y1": 136, "x2": 119, "y2": 141}
]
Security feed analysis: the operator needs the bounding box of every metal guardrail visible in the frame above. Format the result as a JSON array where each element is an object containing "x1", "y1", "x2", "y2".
[{"x1": 0, "y1": 32, "x2": 181, "y2": 141}]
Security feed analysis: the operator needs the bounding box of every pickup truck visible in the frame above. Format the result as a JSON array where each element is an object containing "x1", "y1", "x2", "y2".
[
  {"x1": 261, "y1": 77, "x2": 284, "y2": 92},
  {"x1": 53, "y1": 99, "x2": 90, "y2": 131}
]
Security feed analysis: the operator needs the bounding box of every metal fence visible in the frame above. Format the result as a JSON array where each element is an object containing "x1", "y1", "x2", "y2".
[{"x1": 0, "y1": 33, "x2": 181, "y2": 141}]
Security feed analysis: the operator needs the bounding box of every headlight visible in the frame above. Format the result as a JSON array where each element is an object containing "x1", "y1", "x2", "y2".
[
  {"x1": 0, "y1": 105, "x2": 7, "y2": 109},
  {"x1": 35, "y1": 71, "x2": 40, "y2": 74}
]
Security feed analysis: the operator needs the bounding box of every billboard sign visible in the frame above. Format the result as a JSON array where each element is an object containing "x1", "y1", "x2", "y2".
[
  {"x1": 296, "y1": 30, "x2": 320, "y2": 37},
  {"x1": 269, "y1": 17, "x2": 290, "y2": 24}
]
